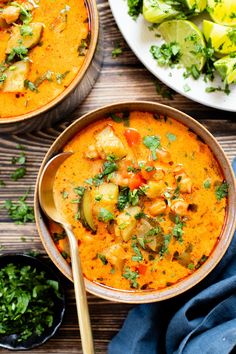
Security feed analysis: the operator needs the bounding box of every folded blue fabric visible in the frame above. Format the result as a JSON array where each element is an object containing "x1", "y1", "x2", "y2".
[{"x1": 108, "y1": 158, "x2": 236, "y2": 354}]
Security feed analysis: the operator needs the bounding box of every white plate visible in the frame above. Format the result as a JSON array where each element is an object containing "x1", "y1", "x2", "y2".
[{"x1": 108, "y1": 0, "x2": 236, "y2": 112}]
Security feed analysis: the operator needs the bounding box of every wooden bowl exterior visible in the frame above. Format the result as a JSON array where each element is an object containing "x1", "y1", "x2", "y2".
[
  {"x1": 35, "y1": 101, "x2": 236, "y2": 303},
  {"x1": 0, "y1": 0, "x2": 103, "y2": 134}
]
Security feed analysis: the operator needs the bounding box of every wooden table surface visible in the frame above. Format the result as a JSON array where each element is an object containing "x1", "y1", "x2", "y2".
[{"x1": 0, "y1": 1, "x2": 235, "y2": 353}]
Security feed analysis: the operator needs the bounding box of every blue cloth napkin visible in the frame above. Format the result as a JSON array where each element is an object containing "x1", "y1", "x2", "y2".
[{"x1": 109, "y1": 158, "x2": 236, "y2": 354}]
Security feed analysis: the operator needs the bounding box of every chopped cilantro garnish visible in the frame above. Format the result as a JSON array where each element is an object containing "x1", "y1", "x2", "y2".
[
  {"x1": 98, "y1": 208, "x2": 114, "y2": 222},
  {"x1": 155, "y1": 82, "x2": 175, "y2": 100},
  {"x1": 127, "y1": 0, "x2": 142, "y2": 19},
  {"x1": 172, "y1": 216, "x2": 184, "y2": 243},
  {"x1": 166, "y1": 132, "x2": 177, "y2": 142},
  {"x1": 150, "y1": 42, "x2": 181, "y2": 67},
  {"x1": 56, "y1": 71, "x2": 70, "y2": 84},
  {"x1": 0, "y1": 263, "x2": 62, "y2": 342},
  {"x1": 112, "y1": 42, "x2": 123, "y2": 58},
  {"x1": 215, "y1": 181, "x2": 228, "y2": 201},
  {"x1": 24, "y1": 80, "x2": 38, "y2": 92},
  {"x1": 7, "y1": 45, "x2": 28, "y2": 62},
  {"x1": 159, "y1": 234, "x2": 171, "y2": 257},
  {"x1": 97, "y1": 254, "x2": 108, "y2": 265},
  {"x1": 131, "y1": 239, "x2": 143, "y2": 262},
  {"x1": 11, "y1": 167, "x2": 26, "y2": 181},
  {"x1": 143, "y1": 135, "x2": 161, "y2": 160},
  {"x1": 20, "y1": 24, "x2": 33, "y2": 37},
  {"x1": 122, "y1": 267, "x2": 139, "y2": 288},
  {"x1": 3, "y1": 192, "x2": 35, "y2": 224},
  {"x1": 203, "y1": 179, "x2": 211, "y2": 189}
]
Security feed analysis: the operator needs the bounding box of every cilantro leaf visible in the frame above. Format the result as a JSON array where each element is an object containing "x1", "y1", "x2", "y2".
[
  {"x1": 98, "y1": 208, "x2": 114, "y2": 222},
  {"x1": 215, "y1": 181, "x2": 228, "y2": 201},
  {"x1": 123, "y1": 267, "x2": 139, "y2": 288},
  {"x1": 127, "y1": 0, "x2": 143, "y2": 19},
  {"x1": 3, "y1": 192, "x2": 35, "y2": 224},
  {"x1": 150, "y1": 42, "x2": 181, "y2": 67},
  {"x1": 143, "y1": 135, "x2": 161, "y2": 160}
]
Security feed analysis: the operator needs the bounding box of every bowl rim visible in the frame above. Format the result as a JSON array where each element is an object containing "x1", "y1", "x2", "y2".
[
  {"x1": 0, "y1": 0, "x2": 99, "y2": 125},
  {"x1": 0, "y1": 252, "x2": 65, "y2": 350},
  {"x1": 34, "y1": 100, "x2": 236, "y2": 303}
]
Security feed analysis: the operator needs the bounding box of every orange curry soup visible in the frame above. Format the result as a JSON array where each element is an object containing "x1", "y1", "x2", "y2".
[
  {"x1": 0, "y1": 0, "x2": 89, "y2": 118},
  {"x1": 50, "y1": 112, "x2": 227, "y2": 291}
]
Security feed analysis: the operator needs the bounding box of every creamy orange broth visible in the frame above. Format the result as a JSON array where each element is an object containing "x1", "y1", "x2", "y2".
[
  {"x1": 0, "y1": 0, "x2": 89, "y2": 118},
  {"x1": 51, "y1": 112, "x2": 227, "y2": 291}
]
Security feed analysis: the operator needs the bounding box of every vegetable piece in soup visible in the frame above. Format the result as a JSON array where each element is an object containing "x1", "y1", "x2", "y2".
[
  {"x1": 52, "y1": 112, "x2": 227, "y2": 291},
  {"x1": 0, "y1": 0, "x2": 90, "y2": 118}
]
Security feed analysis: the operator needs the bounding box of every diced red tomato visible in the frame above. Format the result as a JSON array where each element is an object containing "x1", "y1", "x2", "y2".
[
  {"x1": 137, "y1": 264, "x2": 147, "y2": 275},
  {"x1": 124, "y1": 128, "x2": 141, "y2": 146},
  {"x1": 129, "y1": 173, "x2": 145, "y2": 190}
]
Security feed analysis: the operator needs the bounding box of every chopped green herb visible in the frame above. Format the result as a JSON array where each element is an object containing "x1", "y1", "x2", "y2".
[
  {"x1": 74, "y1": 186, "x2": 85, "y2": 196},
  {"x1": 61, "y1": 190, "x2": 68, "y2": 199},
  {"x1": 127, "y1": 0, "x2": 142, "y2": 19},
  {"x1": 203, "y1": 179, "x2": 211, "y2": 189},
  {"x1": 150, "y1": 42, "x2": 181, "y2": 67},
  {"x1": 159, "y1": 234, "x2": 171, "y2": 257},
  {"x1": 183, "y1": 83, "x2": 191, "y2": 92},
  {"x1": 3, "y1": 192, "x2": 35, "y2": 224},
  {"x1": 0, "y1": 180, "x2": 6, "y2": 187},
  {"x1": 112, "y1": 42, "x2": 123, "y2": 58},
  {"x1": 131, "y1": 239, "x2": 143, "y2": 262},
  {"x1": 20, "y1": 24, "x2": 33, "y2": 37},
  {"x1": 0, "y1": 73, "x2": 7, "y2": 83},
  {"x1": 7, "y1": 45, "x2": 28, "y2": 62},
  {"x1": 24, "y1": 80, "x2": 38, "y2": 92},
  {"x1": 172, "y1": 216, "x2": 184, "y2": 243},
  {"x1": 110, "y1": 111, "x2": 130, "y2": 126},
  {"x1": 155, "y1": 82, "x2": 175, "y2": 100},
  {"x1": 0, "y1": 263, "x2": 62, "y2": 342},
  {"x1": 95, "y1": 194, "x2": 103, "y2": 201},
  {"x1": 102, "y1": 159, "x2": 118, "y2": 175},
  {"x1": 98, "y1": 208, "x2": 114, "y2": 222},
  {"x1": 122, "y1": 267, "x2": 139, "y2": 288},
  {"x1": 117, "y1": 187, "x2": 130, "y2": 211},
  {"x1": 12, "y1": 152, "x2": 26, "y2": 165},
  {"x1": 145, "y1": 166, "x2": 155, "y2": 173},
  {"x1": 143, "y1": 135, "x2": 161, "y2": 160},
  {"x1": 97, "y1": 253, "x2": 108, "y2": 265},
  {"x1": 56, "y1": 71, "x2": 70, "y2": 84},
  {"x1": 215, "y1": 181, "x2": 228, "y2": 201},
  {"x1": 166, "y1": 132, "x2": 177, "y2": 142},
  {"x1": 11, "y1": 167, "x2": 26, "y2": 181},
  {"x1": 188, "y1": 263, "x2": 195, "y2": 270},
  {"x1": 135, "y1": 211, "x2": 146, "y2": 220}
]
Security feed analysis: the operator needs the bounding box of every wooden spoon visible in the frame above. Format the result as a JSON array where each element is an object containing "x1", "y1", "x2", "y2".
[{"x1": 38, "y1": 152, "x2": 94, "y2": 354}]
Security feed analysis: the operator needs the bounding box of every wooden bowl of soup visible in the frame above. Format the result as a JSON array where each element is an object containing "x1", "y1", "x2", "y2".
[
  {"x1": 35, "y1": 101, "x2": 236, "y2": 303},
  {"x1": 0, "y1": 0, "x2": 102, "y2": 134}
]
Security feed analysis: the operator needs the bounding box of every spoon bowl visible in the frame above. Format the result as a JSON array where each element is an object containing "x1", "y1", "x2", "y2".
[{"x1": 38, "y1": 152, "x2": 94, "y2": 354}]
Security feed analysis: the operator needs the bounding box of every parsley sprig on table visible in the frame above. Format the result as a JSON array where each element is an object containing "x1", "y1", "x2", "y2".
[{"x1": 0, "y1": 263, "x2": 62, "y2": 342}]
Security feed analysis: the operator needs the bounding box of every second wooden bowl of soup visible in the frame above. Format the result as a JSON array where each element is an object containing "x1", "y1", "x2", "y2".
[
  {"x1": 35, "y1": 101, "x2": 236, "y2": 303},
  {"x1": 0, "y1": 0, "x2": 102, "y2": 134}
]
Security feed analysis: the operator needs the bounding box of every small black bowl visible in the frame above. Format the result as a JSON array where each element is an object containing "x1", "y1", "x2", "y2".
[{"x1": 0, "y1": 253, "x2": 65, "y2": 351}]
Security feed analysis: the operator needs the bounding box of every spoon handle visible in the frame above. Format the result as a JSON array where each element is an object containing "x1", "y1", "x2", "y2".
[{"x1": 65, "y1": 225, "x2": 94, "y2": 354}]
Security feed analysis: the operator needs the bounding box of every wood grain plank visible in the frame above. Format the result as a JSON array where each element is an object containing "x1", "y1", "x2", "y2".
[{"x1": 0, "y1": 0, "x2": 236, "y2": 353}]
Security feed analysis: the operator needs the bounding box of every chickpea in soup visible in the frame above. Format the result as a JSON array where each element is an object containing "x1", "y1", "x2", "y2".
[
  {"x1": 0, "y1": 0, "x2": 89, "y2": 118},
  {"x1": 50, "y1": 112, "x2": 227, "y2": 291}
]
